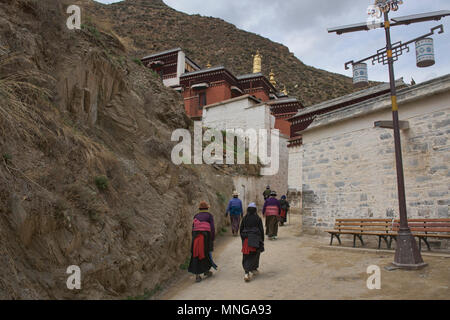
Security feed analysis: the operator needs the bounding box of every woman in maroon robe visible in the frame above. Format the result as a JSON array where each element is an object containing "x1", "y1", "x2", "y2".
[{"x1": 188, "y1": 201, "x2": 216, "y2": 283}]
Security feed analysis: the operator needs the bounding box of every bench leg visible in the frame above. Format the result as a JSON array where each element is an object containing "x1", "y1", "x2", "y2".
[
  {"x1": 357, "y1": 235, "x2": 365, "y2": 247},
  {"x1": 388, "y1": 236, "x2": 396, "y2": 250},
  {"x1": 330, "y1": 234, "x2": 334, "y2": 246},
  {"x1": 353, "y1": 235, "x2": 364, "y2": 247},
  {"x1": 378, "y1": 236, "x2": 389, "y2": 249},
  {"x1": 383, "y1": 236, "x2": 389, "y2": 249},
  {"x1": 336, "y1": 234, "x2": 341, "y2": 245},
  {"x1": 422, "y1": 237, "x2": 431, "y2": 251}
]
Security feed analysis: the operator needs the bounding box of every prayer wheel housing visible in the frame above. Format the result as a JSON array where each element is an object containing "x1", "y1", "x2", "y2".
[{"x1": 415, "y1": 38, "x2": 435, "y2": 68}]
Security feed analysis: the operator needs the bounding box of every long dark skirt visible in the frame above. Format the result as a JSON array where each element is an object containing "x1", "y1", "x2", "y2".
[
  {"x1": 242, "y1": 251, "x2": 261, "y2": 273},
  {"x1": 230, "y1": 215, "x2": 241, "y2": 234},
  {"x1": 265, "y1": 215, "x2": 279, "y2": 237},
  {"x1": 188, "y1": 231, "x2": 213, "y2": 275},
  {"x1": 280, "y1": 209, "x2": 287, "y2": 223}
]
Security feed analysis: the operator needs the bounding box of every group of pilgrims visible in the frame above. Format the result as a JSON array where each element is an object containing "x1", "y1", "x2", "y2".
[{"x1": 188, "y1": 186, "x2": 290, "y2": 283}]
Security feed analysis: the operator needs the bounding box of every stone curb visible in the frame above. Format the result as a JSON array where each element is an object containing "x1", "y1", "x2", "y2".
[{"x1": 319, "y1": 245, "x2": 450, "y2": 259}]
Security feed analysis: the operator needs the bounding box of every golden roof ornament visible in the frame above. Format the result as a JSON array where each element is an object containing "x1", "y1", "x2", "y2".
[
  {"x1": 269, "y1": 70, "x2": 277, "y2": 87},
  {"x1": 206, "y1": 61, "x2": 212, "y2": 69},
  {"x1": 282, "y1": 85, "x2": 288, "y2": 95},
  {"x1": 252, "y1": 50, "x2": 262, "y2": 74}
]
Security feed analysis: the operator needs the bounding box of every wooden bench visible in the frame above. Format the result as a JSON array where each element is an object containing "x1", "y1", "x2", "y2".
[
  {"x1": 392, "y1": 219, "x2": 450, "y2": 251},
  {"x1": 326, "y1": 219, "x2": 396, "y2": 249}
]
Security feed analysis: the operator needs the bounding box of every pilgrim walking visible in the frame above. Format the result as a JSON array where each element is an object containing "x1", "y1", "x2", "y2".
[
  {"x1": 263, "y1": 191, "x2": 281, "y2": 240},
  {"x1": 279, "y1": 195, "x2": 290, "y2": 226},
  {"x1": 240, "y1": 203, "x2": 264, "y2": 282},
  {"x1": 263, "y1": 185, "x2": 271, "y2": 201},
  {"x1": 188, "y1": 201, "x2": 217, "y2": 283},
  {"x1": 225, "y1": 191, "x2": 244, "y2": 236}
]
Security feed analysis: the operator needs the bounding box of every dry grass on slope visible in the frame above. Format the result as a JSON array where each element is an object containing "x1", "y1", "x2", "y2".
[{"x1": 0, "y1": 53, "x2": 54, "y2": 142}]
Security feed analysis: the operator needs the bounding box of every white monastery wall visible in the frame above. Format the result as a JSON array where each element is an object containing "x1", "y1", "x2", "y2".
[{"x1": 300, "y1": 91, "x2": 450, "y2": 233}]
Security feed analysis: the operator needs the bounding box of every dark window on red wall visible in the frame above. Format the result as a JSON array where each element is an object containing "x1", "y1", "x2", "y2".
[{"x1": 199, "y1": 92, "x2": 207, "y2": 109}]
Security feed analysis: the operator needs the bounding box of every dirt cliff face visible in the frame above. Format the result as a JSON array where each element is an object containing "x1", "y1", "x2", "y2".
[{"x1": 0, "y1": 0, "x2": 233, "y2": 299}]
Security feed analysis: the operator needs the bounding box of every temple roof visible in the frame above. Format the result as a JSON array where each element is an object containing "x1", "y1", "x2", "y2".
[
  {"x1": 181, "y1": 66, "x2": 229, "y2": 78},
  {"x1": 303, "y1": 74, "x2": 450, "y2": 133},
  {"x1": 142, "y1": 48, "x2": 182, "y2": 60},
  {"x1": 203, "y1": 94, "x2": 262, "y2": 110},
  {"x1": 267, "y1": 97, "x2": 301, "y2": 105},
  {"x1": 236, "y1": 73, "x2": 264, "y2": 80},
  {"x1": 292, "y1": 79, "x2": 407, "y2": 119}
]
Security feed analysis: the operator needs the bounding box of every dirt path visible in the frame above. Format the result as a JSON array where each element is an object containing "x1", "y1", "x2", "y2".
[{"x1": 157, "y1": 214, "x2": 450, "y2": 300}]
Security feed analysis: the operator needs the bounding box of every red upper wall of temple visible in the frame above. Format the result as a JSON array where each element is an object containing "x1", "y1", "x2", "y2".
[{"x1": 142, "y1": 49, "x2": 303, "y2": 136}]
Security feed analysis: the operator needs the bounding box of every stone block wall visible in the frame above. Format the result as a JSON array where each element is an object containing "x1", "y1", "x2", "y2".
[{"x1": 301, "y1": 107, "x2": 449, "y2": 232}]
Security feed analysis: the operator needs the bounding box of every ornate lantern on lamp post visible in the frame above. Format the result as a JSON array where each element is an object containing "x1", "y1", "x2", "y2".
[{"x1": 328, "y1": 2, "x2": 450, "y2": 269}]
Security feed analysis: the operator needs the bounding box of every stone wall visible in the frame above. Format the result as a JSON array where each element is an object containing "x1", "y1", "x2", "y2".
[
  {"x1": 287, "y1": 145, "x2": 303, "y2": 213},
  {"x1": 232, "y1": 135, "x2": 290, "y2": 210},
  {"x1": 202, "y1": 97, "x2": 272, "y2": 132},
  {"x1": 203, "y1": 96, "x2": 289, "y2": 204},
  {"x1": 300, "y1": 98, "x2": 449, "y2": 232}
]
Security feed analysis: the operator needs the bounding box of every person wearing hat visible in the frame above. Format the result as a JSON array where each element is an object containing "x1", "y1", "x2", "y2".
[
  {"x1": 263, "y1": 186, "x2": 271, "y2": 201},
  {"x1": 279, "y1": 195, "x2": 290, "y2": 227},
  {"x1": 226, "y1": 191, "x2": 244, "y2": 236},
  {"x1": 188, "y1": 201, "x2": 217, "y2": 283},
  {"x1": 240, "y1": 203, "x2": 264, "y2": 282},
  {"x1": 263, "y1": 191, "x2": 281, "y2": 240}
]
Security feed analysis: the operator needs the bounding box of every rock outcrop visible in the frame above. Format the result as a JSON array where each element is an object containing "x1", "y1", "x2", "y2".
[{"x1": 0, "y1": 0, "x2": 233, "y2": 299}]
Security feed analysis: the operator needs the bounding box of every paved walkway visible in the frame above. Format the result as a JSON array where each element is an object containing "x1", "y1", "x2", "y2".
[{"x1": 157, "y1": 214, "x2": 450, "y2": 300}]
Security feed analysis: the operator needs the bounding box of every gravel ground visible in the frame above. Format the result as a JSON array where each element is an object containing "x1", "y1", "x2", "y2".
[{"x1": 157, "y1": 214, "x2": 450, "y2": 300}]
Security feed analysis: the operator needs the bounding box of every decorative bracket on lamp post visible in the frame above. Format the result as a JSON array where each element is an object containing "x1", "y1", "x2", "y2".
[{"x1": 345, "y1": 24, "x2": 444, "y2": 70}]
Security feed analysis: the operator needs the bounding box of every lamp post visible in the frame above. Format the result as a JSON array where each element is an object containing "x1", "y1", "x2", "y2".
[{"x1": 328, "y1": 2, "x2": 450, "y2": 269}]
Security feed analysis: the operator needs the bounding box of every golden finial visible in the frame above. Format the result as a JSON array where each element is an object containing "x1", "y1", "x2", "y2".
[
  {"x1": 269, "y1": 69, "x2": 277, "y2": 87},
  {"x1": 206, "y1": 61, "x2": 212, "y2": 69},
  {"x1": 252, "y1": 50, "x2": 262, "y2": 74},
  {"x1": 282, "y1": 85, "x2": 288, "y2": 95}
]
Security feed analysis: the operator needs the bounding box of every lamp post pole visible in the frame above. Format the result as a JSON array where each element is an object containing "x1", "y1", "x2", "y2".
[
  {"x1": 383, "y1": 11, "x2": 426, "y2": 268},
  {"x1": 328, "y1": 3, "x2": 450, "y2": 269}
]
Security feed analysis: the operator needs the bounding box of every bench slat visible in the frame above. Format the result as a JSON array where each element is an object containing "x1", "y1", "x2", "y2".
[
  {"x1": 336, "y1": 219, "x2": 393, "y2": 222},
  {"x1": 393, "y1": 228, "x2": 450, "y2": 233},
  {"x1": 336, "y1": 222, "x2": 392, "y2": 226},
  {"x1": 416, "y1": 234, "x2": 450, "y2": 238},
  {"x1": 395, "y1": 219, "x2": 450, "y2": 223},
  {"x1": 336, "y1": 227, "x2": 393, "y2": 232}
]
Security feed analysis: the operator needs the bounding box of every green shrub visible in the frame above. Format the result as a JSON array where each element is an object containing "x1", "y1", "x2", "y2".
[
  {"x1": 216, "y1": 192, "x2": 226, "y2": 204},
  {"x1": 95, "y1": 176, "x2": 109, "y2": 191},
  {"x1": 219, "y1": 227, "x2": 228, "y2": 236},
  {"x1": 88, "y1": 209, "x2": 100, "y2": 223},
  {"x1": 132, "y1": 58, "x2": 143, "y2": 66},
  {"x1": 2, "y1": 153, "x2": 12, "y2": 164},
  {"x1": 127, "y1": 285, "x2": 162, "y2": 300},
  {"x1": 81, "y1": 23, "x2": 100, "y2": 39},
  {"x1": 180, "y1": 257, "x2": 190, "y2": 270},
  {"x1": 150, "y1": 70, "x2": 160, "y2": 78}
]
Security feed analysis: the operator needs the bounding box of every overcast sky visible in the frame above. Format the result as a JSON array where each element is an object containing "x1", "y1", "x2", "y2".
[{"x1": 96, "y1": 0, "x2": 450, "y2": 84}]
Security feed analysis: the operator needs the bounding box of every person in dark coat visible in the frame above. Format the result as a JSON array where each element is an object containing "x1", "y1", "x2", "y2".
[
  {"x1": 263, "y1": 191, "x2": 281, "y2": 240},
  {"x1": 279, "y1": 195, "x2": 290, "y2": 226},
  {"x1": 240, "y1": 203, "x2": 264, "y2": 282},
  {"x1": 188, "y1": 201, "x2": 216, "y2": 283},
  {"x1": 263, "y1": 186, "x2": 271, "y2": 201},
  {"x1": 226, "y1": 191, "x2": 244, "y2": 236}
]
